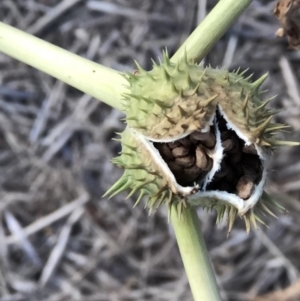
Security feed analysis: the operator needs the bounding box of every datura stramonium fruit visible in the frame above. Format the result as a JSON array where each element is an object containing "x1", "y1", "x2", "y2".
[{"x1": 104, "y1": 51, "x2": 299, "y2": 232}]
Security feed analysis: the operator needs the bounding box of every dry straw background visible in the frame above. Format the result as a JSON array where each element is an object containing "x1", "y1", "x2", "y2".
[{"x1": 1, "y1": 0, "x2": 300, "y2": 300}]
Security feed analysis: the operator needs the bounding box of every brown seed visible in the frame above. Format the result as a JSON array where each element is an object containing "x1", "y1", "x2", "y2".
[
  {"x1": 221, "y1": 131, "x2": 230, "y2": 141},
  {"x1": 172, "y1": 146, "x2": 189, "y2": 158},
  {"x1": 191, "y1": 131, "x2": 211, "y2": 140},
  {"x1": 168, "y1": 161, "x2": 183, "y2": 173},
  {"x1": 228, "y1": 136, "x2": 239, "y2": 153},
  {"x1": 236, "y1": 175, "x2": 255, "y2": 200},
  {"x1": 160, "y1": 144, "x2": 174, "y2": 161},
  {"x1": 222, "y1": 139, "x2": 233, "y2": 152},
  {"x1": 184, "y1": 165, "x2": 204, "y2": 179},
  {"x1": 190, "y1": 135, "x2": 198, "y2": 145},
  {"x1": 243, "y1": 144, "x2": 257, "y2": 155},
  {"x1": 178, "y1": 137, "x2": 192, "y2": 147},
  {"x1": 175, "y1": 155, "x2": 195, "y2": 168},
  {"x1": 206, "y1": 157, "x2": 213, "y2": 171},
  {"x1": 195, "y1": 147, "x2": 208, "y2": 169},
  {"x1": 203, "y1": 138, "x2": 216, "y2": 149},
  {"x1": 167, "y1": 141, "x2": 181, "y2": 149},
  {"x1": 190, "y1": 131, "x2": 216, "y2": 148}
]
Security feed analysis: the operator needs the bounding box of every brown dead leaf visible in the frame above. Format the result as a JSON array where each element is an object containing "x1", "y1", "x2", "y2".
[
  {"x1": 274, "y1": 0, "x2": 300, "y2": 50},
  {"x1": 253, "y1": 279, "x2": 300, "y2": 301}
]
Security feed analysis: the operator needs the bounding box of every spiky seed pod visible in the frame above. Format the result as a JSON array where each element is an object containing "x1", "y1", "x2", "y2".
[{"x1": 104, "y1": 51, "x2": 299, "y2": 233}]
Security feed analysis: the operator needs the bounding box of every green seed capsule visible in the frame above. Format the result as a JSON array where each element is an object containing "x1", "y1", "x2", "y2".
[{"x1": 104, "y1": 51, "x2": 299, "y2": 233}]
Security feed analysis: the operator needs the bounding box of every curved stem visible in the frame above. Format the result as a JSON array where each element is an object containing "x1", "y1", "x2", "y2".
[
  {"x1": 171, "y1": 206, "x2": 221, "y2": 301},
  {"x1": 0, "y1": 21, "x2": 128, "y2": 111},
  {"x1": 171, "y1": 0, "x2": 253, "y2": 63}
]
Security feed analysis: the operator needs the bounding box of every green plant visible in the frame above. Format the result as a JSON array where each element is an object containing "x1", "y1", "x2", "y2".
[{"x1": 0, "y1": 1, "x2": 298, "y2": 300}]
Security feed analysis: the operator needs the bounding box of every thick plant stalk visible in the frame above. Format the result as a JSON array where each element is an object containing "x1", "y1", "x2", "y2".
[
  {"x1": 0, "y1": 22, "x2": 128, "y2": 111},
  {"x1": 171, "y1": 206, "x2": 222, "y2": 301},
  {"x1": 171, "y1": 0, "x2": 253, "y2": 63},
  {"x1": 0, "y1": 0, "x2": 253, "y2": 110}
]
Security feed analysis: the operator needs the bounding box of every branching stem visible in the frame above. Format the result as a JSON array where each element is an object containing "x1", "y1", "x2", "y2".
[
  {"x1": 172, "y1": 0, "x2": 253, "y2": 63},
  {"x1": 171, "y1": 206, "x2": 222, "y2": 301},
  {"x1": 0, "y1": 22, "x2": 128, "y2": 111}
]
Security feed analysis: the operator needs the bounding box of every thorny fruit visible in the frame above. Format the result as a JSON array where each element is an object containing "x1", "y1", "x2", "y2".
[{"x1": 104, "y1": 51, "x2": 299, "y2": 233}]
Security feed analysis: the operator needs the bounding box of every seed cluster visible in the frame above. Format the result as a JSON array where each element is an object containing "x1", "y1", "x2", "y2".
[
  {"x1": 154, "y1": 112, "x2": 263, "y2": 200},
  {"x1": 154, "y1": 129, "x2": 215, "y2": 187},
  {"x1": 207, "y1": 114, "x2": 263, "y2": 200}
]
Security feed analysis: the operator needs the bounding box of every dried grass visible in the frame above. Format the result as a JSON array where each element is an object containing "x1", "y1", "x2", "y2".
[{"x1": 1, "y1": 0, "x2": 300, "y2": 300}]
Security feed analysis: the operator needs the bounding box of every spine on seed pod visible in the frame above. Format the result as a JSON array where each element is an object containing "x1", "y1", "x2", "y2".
[{"x1": 104, "y1": 50, "x2": 299, "y2": 233}]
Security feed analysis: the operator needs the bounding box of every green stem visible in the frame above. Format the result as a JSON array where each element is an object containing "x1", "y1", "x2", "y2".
[
  {"x1": 0, "y1": 0, "x2": 252, "y2": 111},
  {"x1": 171, "y1": 206, "x2": 222, "y2": 301},
  {"x1": 0, "y1": 21, "x2": 128, "y2": 111},
  {"x1": 170, "y1": 2, "x2": 254, "y2": 299},
  {"x1": 171, "y1": 0, "x2": 253, "y2": 63}
]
